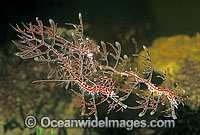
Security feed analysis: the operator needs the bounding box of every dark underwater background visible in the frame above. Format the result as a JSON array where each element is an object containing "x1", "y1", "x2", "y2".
[{"x1": 0, "y1": 0, "x2": 200, "y2": 135}]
